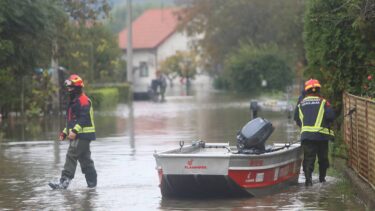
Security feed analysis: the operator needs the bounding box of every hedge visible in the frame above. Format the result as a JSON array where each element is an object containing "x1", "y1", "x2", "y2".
[
  {"x1": 86, "y1": 83, "x2": 131, "y2": 109},
  {"x1": 88, "y1": 88, "x2": 119, "y2": 109},
  {"x1": 107, "y1": 83, "x2": 130, "y2": 103}
]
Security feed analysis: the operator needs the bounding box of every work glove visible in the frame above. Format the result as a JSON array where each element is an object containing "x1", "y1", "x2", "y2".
[
  {"x1": 59, "y1": 132, "x2": 66, "y2": 141},
  {"x1": 67, "y1": 130, "x2": 77, "y2": 140}
]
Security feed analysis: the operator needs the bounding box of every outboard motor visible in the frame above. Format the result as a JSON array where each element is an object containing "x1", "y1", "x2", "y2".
[{"x1": 236, "y1": 117, "x2": 274, "y2": 154}]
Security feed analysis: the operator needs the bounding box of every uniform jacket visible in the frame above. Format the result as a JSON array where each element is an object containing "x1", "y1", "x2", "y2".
[
  {"x1": 294, "y1": 94, "x2": 335, "y2": 141},
  {"x1": 63, "y1": 93, "x2": 96, "y2": 140}
]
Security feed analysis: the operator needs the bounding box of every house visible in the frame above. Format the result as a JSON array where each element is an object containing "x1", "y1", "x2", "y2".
[{"x1": 119, "y1": 8, "x2": 191, "y2": 99}]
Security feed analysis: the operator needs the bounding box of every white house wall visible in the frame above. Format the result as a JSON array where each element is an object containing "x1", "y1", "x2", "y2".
[
  {"x1": 130, "y1": 31, "x2": 191, "y2": 93},
  {"x1": 131, "y1": 50, "x2": 157, "y2": 93},
  {"x1": 156, "y1": 32, "x2": 190, "y2": 67}
]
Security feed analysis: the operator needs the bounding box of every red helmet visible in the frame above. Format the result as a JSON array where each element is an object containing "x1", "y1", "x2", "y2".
[
  {"x1": 304, "y1": 78, "x2": 321, "y2": 91},
  {"x1": 65, "y1": 74, "x2": 84, "y2": 88}
]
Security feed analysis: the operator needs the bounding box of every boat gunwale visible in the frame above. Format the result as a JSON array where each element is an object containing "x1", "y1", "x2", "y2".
[{"x1": 154, "y1": 143, "x2": 301, "y2": 159}]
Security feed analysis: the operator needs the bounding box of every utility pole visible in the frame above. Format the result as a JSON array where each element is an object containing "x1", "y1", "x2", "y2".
[
  {"x1": 126, "y1": 0, "x2": 133, "y2": 102},
  {"x1": 51, "y1": 40, "x2": 60, "y2": 114},
  {"x1": 126, "y1": 0, "x2": 135, "y2": 150}
]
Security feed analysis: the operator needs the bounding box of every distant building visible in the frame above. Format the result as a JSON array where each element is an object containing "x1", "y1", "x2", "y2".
[{"x1": 119, "y1": 8, "x2": 192, "y2": 99}]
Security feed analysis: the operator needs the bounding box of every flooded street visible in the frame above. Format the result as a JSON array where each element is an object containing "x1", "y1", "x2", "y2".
[{"x1": 0, "y1": 87, "x2": 367, "y2": 210}]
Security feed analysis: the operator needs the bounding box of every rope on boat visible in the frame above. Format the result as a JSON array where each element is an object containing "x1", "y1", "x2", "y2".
[
  {"x1": 268, "y1": 139, "x2": 301, "y2": 153},
  {"x1": 204, "y1": 145, "x2": 231, "y2": 153},
  {"x1": 179, "y1": 141, "x2": 184, "y2": 151},
  {"x1": 189, "y1": 140, "x2": 232, "y2": 153}
]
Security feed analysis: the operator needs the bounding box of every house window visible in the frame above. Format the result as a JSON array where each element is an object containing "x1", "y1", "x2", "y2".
[{"x1": 139, "y1": 62, "x2": 149, "y2": 77}]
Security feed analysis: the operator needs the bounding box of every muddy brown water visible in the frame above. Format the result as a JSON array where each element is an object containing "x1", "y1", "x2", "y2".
[{"x1": 0, "y1": 88, "x2": 367, "y2": 210}]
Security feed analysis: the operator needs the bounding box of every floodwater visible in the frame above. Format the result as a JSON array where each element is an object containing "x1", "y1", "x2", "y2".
[{"x1": 0, "y1": 85, "x2": 368, "y2": 210}]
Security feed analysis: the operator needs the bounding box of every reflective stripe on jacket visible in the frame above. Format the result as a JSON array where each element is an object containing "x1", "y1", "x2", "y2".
[
  {"x1": 63, "y1": 93, "x2": 96, "y2": 140},
  {"x1": 297, "y1": 96, "x2": 334, "y2": 141}
]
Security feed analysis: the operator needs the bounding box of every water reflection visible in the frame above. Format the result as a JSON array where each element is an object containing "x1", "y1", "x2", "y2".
[
  {"x1": 0, "y1": 115, "x2": 65, "y2": 142},
  {"x1": 159, "y1": 175, "x2": 365, "y2": 211},
  {"x1": 128, "y1": 101, "x2": 135, "y2": 156},
  {"x1": 61, "y1": 189, "x2": 98, "y2": 210},
  {"x1": 53, "y1": 140, "x2": 60, "y2": 166}
]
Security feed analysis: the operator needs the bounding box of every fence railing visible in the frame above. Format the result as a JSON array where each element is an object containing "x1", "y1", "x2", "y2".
[{"x1": 343, "y1": 92, "x2": 375, "y2": 190}]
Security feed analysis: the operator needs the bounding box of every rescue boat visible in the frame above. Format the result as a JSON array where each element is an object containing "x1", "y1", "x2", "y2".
[{"x1": 153, "y1": 118, "x2": 303, "y2": 197}]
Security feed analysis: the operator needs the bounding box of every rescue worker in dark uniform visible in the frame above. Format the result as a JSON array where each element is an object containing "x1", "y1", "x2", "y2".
[
  {"x1": 49, "y1": 74, "x2": 97, "y2": 189},
  {"x1": 294, "y1": 79, "x2": 335, "y2": 186},
  {"x1": 156, "y1": 70, "x2": 167, "y2": 102},
  {"x1": 250, "y1": 100, "x2": 259, "y2": 119}
]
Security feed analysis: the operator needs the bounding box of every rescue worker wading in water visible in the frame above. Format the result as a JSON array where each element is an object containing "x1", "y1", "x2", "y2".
[
  {"x1": 294, "y1": 79, "x2": 335, "y2": 186},
  {"x1": 49, "y1": 74, "x2": 97, "y2": 189}
]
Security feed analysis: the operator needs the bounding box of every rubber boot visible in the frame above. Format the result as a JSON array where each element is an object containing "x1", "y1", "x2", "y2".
[
  {"x1": 49, "y1": 176, "x2": 71, "y2": 190},
  {"x1": 85, "y1": 170, "x2": 97, "y2": 188},
  {"x1": 304, "y1": 171, "x2": 313, "y2": 186},
  {"x1": 305, "y1": 177, "x2": 313, "y2": 186},
  {"x1": 319, "y1": 167, "x2": 327, "y2": 183}
]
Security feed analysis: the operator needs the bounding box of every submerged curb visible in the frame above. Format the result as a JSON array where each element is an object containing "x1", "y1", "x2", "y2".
[{"x1": 333, "y1": 158, "x2": 375, "y2": 210}]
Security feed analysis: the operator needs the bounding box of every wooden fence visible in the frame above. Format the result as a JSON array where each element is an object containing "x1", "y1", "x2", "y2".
[{"x1": 343, "y1": 92, "x2": 375, "y2": 190}]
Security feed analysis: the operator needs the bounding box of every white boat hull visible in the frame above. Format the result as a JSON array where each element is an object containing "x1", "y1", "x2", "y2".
[{"x1": 154, "y1": 142, "x2": 302, "y2": 197}]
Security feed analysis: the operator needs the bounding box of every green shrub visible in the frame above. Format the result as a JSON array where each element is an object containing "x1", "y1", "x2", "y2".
[
  {"x1": 224, "y1": 42, "x2": 293, "y2": 93},
  {"x1": 88, "y1": 88, "x2": 119, "y2": 109},
  {"x1": 304, "y1": 0, "x2": 375, "y2": 109},
  {"x1": 108, "y1": 83, "x2": 130, "y2": 103},
  {"x1": 213, "y1": 76, "x2": 230, "y2": 90}
]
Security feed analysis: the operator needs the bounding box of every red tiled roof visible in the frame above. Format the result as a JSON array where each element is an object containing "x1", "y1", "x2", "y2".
[{"x1": 119, "y1": 8, "x2": 181, "y2": 50}]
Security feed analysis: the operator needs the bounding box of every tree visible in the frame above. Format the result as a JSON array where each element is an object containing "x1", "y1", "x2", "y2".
[
  {"x1": 0, "y1": 0, "x2": 118, "y2": 116},
  {"x1": 159, "y1": 51, "x2": 198, "y2": 87},
  {"x1": 62, "y1": 0, "x2": 111, "y2": 24},
  {"x1": 91, "y1": 25, "x2": 124, "y2": 83},
  {"x1": 224, "y1": 42, "x2": 293, "y2": 93},
  {"x1": 0, "y1": 0, "x2": 65, "y2": 116},
  {"x1": 177, "y1": 0, "x2": 305, "y2": 76},
  {"x1": 304, "y1": 0, "x2": 375, "y2": 111},
  {"x1": 57, "y1": 24, "x2": 122, "y2": 84}
]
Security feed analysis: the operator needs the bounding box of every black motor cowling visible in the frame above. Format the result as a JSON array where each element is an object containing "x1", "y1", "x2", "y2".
[{"x1": 236, "y1": 117, "x2": 274, "y2": 154}]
